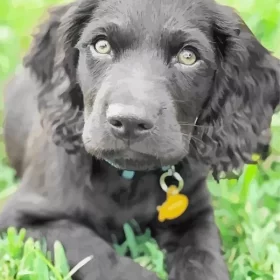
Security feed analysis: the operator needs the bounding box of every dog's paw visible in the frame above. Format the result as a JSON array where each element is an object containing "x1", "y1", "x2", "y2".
[
  {"x1": 79, "y1": 255, "x2": 159, "y2": 280},
  {"x1": 168, "y1": 249, "x2": 229, "y2": 280},
  {"x1": 115, "y1": 256, "x2": 160, "y2": 280}
]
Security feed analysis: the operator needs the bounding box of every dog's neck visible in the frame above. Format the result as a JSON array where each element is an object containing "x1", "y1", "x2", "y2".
[
  {"x1": 104, "y1": 159, "x2": 174, "y2": 180},
  {"x1": 120, "y1": 165, "x2": 172, "y2": 180},
  {"x1": 104, "y1": 160, "x2": 190, "y2": 224},
  {"x1": 105, "y1": 160, "x2": 185, "y2": 198}
]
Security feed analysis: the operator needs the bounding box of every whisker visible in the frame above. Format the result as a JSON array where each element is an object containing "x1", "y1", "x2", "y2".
[
  {"x1": 148, "y1": 130, "x2": 161, "y2": 159},
  {"x1": 181, "y1": 132, "x2": 211, "y2": 149},
  {"x1": 150, "y1": 129, "x2": 189, "y2": 158},
  {"x1": 172, "y1": 99, "x2": 187, "y2": 103},
  {"x1": 183, "y1": 134, "x2": 196, "y2": 153},
  {"x1": 181, "y1": 133, "x2": 204, "y2": 145},
  {"x1": 178, "y1": 122, "x2": 212, "y2": 129},
  {"x1": 180, "y1": 134, "x2": 201, "y2": 154},
  {"x1": 83, "y1": 139, "x2": 92, "y2": 145}
]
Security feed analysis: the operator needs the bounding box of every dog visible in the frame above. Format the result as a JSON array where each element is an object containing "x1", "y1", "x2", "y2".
[{"x1": 1, "y1": 0, "x2": 279, "y2": 279}]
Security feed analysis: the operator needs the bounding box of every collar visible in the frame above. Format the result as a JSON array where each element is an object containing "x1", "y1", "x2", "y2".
[
  {"x1": 120, "y1": 165, "x2": 171, "y2": 180},
  {"x1": 106, "y1": 160, "x2": 188, "y2": 222},
  {"x1": 105, "y1": 158, "x2": 173, "y2": 179},
  {"x1": 105, "y1": 159, "x2": 184, "y2": 193}
]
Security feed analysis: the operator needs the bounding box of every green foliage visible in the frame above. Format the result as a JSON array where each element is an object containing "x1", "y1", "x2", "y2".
[
  {"x1": 0, "y1": 0, "x2": 280, "y2": 279},
  {"x1": 113, "y1": 222, "x2": 168, "y2": 280},
  {"x1": 209, "y1": 163, "x2": 280, "y2": 279},
  {"x1": 0, "y1": 0, "x2": 66, "y2": 80},
  {"x1": 0, "y1": 224, "x2": 167, "y2": 280},
  {"x1": 217, "y1": 0, "x2": 280, "y2": 58},
  {"x1": 0, "y1": 227, "x2": 94, "y2": 280}
]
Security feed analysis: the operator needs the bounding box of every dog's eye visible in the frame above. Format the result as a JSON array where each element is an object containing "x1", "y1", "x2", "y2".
[
  {"x1": 177, "y1": 48, "x2": 197, "y2": 65},
  {"x1": 93, "y1": 39, "x2": 112, "y2": 55}
]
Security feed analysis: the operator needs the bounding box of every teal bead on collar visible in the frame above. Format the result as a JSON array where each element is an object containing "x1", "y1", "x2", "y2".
[
  {"x1": 121, "y1": 166, "x2": 171, "y2": 180},
  {"x1": 105, "y1": 158, "x2": 171, "y2": 180},
  {"x1": 121, "y1": 170, "x2": 136, "y2": 180}
]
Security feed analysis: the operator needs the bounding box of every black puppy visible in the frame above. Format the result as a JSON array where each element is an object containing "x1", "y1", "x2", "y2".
[{"x1": 1, "y1": 0, "x2": 279, "y2": 279}]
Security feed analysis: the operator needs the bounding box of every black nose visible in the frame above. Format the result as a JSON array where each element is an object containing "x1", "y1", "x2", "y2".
[{"x1": 107, "y1": 105, "x2": 154, "y2": 140}]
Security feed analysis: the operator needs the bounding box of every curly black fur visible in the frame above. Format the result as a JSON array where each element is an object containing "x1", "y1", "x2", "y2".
[
  {"x1": 23, "y1": 1, "x2": 280, "y2": 175},
  {"x1": 1, "y1": 1, "x2": 280, "y2": 279},
  {"x1": 193, "y1": 8, "x2": 280, "y2": 175}
]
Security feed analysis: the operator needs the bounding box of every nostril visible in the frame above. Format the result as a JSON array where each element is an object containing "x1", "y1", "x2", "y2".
[
  {"x1": 107, "y1": 110, "x2": 155, "y2": 140},
  {"x1": 109, "y1": 118, "x2": 123, "y2": 128},
  {"x1": 138, "y1": 122, "x2": 153, "y2": 131}
]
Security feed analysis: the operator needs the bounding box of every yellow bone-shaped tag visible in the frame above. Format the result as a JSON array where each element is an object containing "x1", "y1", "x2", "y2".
[{"x1": 157, "y1": 185, "x2": 189, "y2": 222}]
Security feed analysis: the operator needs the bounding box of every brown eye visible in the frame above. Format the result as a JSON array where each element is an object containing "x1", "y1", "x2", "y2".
[
  {"x1": 93, "y1": 39, "x2": 112, "y2": 54},
  {"x1": 178, "y1": 48, "x2": 197, "y2": 65}
]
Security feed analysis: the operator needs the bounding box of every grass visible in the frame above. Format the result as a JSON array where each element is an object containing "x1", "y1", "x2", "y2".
[
  {"x1": 0, "y1": 227, "x2": 94, "y2": 280},
  {"x1": 0, "y1": 0, "x2": 280, "y2": 279},
  {"x1": 0, "y1": 223, "x2": 168, "y2": 280}
]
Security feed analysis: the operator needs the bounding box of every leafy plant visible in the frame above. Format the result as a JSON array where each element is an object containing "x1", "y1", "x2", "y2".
[
  {"x1": 0, "y1": 0, "x2": 280, "y2": 279},
  {"x1": 0, "y1": 227, "x2": 93, "y2": 280}
]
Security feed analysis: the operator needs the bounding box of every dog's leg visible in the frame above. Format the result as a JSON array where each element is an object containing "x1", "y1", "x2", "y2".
[
  {"x1": 156, "y1": 216, "x2": 229, "y2": 280},
  {"x1": 172, "y1": 221, "x2": 229, "y2": 280},
  {"x1": 154, "y1": 173, "x2": 229, "y2": 280},
  {"x1": 0, "y1": 218, "x2": 159, "y2": 280}
]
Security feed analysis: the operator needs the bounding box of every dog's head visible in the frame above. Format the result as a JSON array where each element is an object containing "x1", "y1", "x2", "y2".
[{"x1": 25, "y1": 0, "x2": 280, "y2": 174}]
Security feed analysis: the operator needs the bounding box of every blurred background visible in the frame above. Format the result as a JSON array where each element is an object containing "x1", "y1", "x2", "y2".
[{"x1": 0, "y1": 0, "x2": 280, "y2": 279}]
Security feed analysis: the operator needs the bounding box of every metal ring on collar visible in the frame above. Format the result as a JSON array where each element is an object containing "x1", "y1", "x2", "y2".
[{"x1": 160, "y1": 165, "x2": 184, "y2": 193}]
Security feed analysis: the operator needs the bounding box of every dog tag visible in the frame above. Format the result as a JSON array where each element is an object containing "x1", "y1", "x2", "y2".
[{"x1": 157, "y1": 185, "x2": 189, "y2": 222}]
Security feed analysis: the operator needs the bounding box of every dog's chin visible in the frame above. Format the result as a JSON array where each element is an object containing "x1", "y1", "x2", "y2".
[
  {"x1": 90, "y1": 149, "x2": 185, "y2": 171},
  {"x1": 104, "y1": 158, "x2": 161, "y2": 171}
]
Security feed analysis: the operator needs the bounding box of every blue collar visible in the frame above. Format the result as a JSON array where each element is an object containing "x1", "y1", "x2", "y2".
[
  {"x1": 121, "y1": 165, "x2": 171, "y2": 180},
  {"x1": 105, "y1": 159, "x2": 171, "y2": 180},
  {"x1": 106, "y1": 160, "x2": 186, "y2": 223}
]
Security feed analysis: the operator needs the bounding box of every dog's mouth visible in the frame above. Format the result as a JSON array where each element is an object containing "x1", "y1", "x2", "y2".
[
  {"x1": 95, "y1": 149, "x2": 184, "y2": 171},
  {"x1": 83, "y1": 119, "x2": 189, "y2": 170}
]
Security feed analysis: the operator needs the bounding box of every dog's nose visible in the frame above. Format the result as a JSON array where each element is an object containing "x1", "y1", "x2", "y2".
[{"x1": 106, "y1": 104, "x2": 154, "y2": 140}]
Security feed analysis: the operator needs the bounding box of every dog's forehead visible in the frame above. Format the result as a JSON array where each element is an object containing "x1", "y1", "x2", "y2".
[{"x1": 93, "y1": 0, "x2": 215, "y2": 31}]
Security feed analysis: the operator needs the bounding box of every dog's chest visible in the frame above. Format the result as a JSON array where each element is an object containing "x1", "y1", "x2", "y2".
[
  {"x1": 100, "y1": 169, "x2": 187, "y2": 228},
  {"x1": 109, "y1": 173, "x2": 165, "y2": 224},
  {"x1": 85, "y1": 165, "x2": 193, "y2": 242}
]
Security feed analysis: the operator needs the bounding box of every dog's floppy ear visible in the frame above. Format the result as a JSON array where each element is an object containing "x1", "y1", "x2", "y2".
[
  {"x1": 24, "y1": 4, "x2": 71, "y2": 83},
  {"x1": 56, "y1": 0, "x2": 98, "y2": 84},
  {"x1": 24, "y1": 0, "x2": 99, "y2": 154},
  {"x1": 24, "y1": 0, "x2": 96, "y2": 101},
  {"x1": 194, "y1": 4, "x2": 280, "y2": 176}
]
